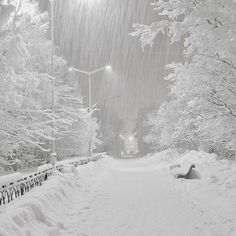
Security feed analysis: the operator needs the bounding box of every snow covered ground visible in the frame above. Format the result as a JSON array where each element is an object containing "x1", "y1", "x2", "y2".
[{"x1": 0, "y1": 151, "x2": 235, "y2": 236}]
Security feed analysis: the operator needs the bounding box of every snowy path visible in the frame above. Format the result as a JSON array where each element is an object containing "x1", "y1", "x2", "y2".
[{"x1": 58, "y1": 158, "x2": 211, "y2": 236}]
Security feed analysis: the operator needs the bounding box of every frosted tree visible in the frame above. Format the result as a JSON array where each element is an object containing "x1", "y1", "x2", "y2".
[
  {"x1": 56, "y1": 107, "x2": 101, "y2": 158},
  {"x1": 0, "y1": 0, "x2": 61, "y2": 158},
  {"x1": 97, "y1": 106, "x2": 125, "y2": 157},
  {"x1": 0, "y1": 0, "x2": 100, "y2": 167},
  {"x1": 132, "y1": 0, "x2": 236, "y2": 157},
  {"x1": 133, "y1": 106, "x2": 157, "y2": 156}
]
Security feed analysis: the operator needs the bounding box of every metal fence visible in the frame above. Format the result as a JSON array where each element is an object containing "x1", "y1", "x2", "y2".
[{"x1": 0, "y1": 154, "x2": 103, "y2": 206}]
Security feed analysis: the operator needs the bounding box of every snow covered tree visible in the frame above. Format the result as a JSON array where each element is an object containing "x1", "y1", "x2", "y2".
[
  {"x1": 56, "y1": 108, "x2": 101, "y2": 158},
  {"x1": 97, "y1": 106, "x2": 125, "y2": 157},
  {"x1": 132, "y1": 0, "x2": 236, "y2": 157},
  {"x1": 0, "y1": 0, "x2": 100, "y2": 166},
  {"x1": 133, "y1": 106, "x2": 157, "y2": 156}
]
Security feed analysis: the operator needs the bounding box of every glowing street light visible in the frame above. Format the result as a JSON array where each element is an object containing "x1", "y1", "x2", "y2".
[
  {"x1": 129, "y1": 136, "x2": 134, "y2": 141},
  {"x1": 69, "y1": 65, "x2": 112, "y2": 110},
  {"x1": 105, "y1": 65, "x2": 112, "y2": 71}
]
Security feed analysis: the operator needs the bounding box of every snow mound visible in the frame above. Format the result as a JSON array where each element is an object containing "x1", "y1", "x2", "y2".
[
  {"x1": 147, "y1": 149, "x2": 236, "y2": 234},
  {"x1": 145, "y1": 149, "x2": 179, "y2": 164},
  {"x1": 165, "y1": 150, "x2": 236, "y2": 193},
  {"x1": 177, "y1": 151, "x2": 236, "y2": 193},
  {"x1": 147, "y1": 149, "x2": 236, "y2": 193},
  {"x1": 159, "y1": 150, "x2": 236, "y2": 234},
  {"x1": 0, "y1": 172, "x2": 23, "y2": 187},
  {"x1": 174, "y1": 150, "x2": 217, "y2": 165},
  {"x1": 0, "y1": 156, "x2": 107, "y2": 236},
  {"x1": 0, "y1": 172, "x2": 75, "y2": 235},
  {"x1": 37, "y1": 164, "x2": 53, "y2": 172}
]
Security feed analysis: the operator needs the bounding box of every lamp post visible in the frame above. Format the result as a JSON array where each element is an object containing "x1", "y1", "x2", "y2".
[
  {"x1": 69, "y1": 65, "x2": 112, "y2": 111},
  {"x1": 50, "y1": 0, "x2": 57, "y2": 163},
  {"x1": 69, "y1": 65, "x2": 112, "y2": 155}
]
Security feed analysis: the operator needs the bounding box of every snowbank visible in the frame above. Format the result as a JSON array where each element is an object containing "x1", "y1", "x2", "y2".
[
  {"x1": 0, "y1": 157, "x2": 109, "y2": 236},
  {"x1": 37, "y1": 164, "x2": 53, "y2": 172},
  {"x1": 148, "y1": 150, "x2": 236, "y2": 235},
  {"x1": 56, "y1": 153, "x2": 104, "y2": 166},
  {"x1": 0, "y1": 172, "x2": 76, "y2": 235},
  {"x1": 168, "y1": 150, "x2": 236, "y2": 195},
  {"x1": 172, "y1": 150, "x2": 217, "y2": 165},
  {"x1": 0, "y1": 172, "x2": 23, "y2": 187},
  {"x1": 145, "y1": 149, "x2": 179, "y2": 163},
  {"x1": 147, "y1": 149, "x2": 236, "y2": 196}
]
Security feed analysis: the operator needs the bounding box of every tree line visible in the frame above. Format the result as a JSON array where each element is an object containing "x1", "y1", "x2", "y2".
[
  {"x1": 132, "y1": 0, "x2": 236, "y2": 159},
  {"x1": 0, "y1": 0, "x2": 100, "y2": 171}
]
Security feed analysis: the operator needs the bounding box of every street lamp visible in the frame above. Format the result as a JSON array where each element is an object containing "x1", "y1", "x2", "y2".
[
  {"x1": 69, "y1": 64, "x2": 112, "y2": 156},
  {"x1": 129, "y1": 136, "x2": 134, "y2": 141},
  {"x1": 69, "y1": 65, "x2": 112, "y2": 110},
  {"x1": 105, "y1": 65, "x2": 112, "y2": 71},
  {"x1": 50, "y1": 0, "x2": 56, "y2": 163}
]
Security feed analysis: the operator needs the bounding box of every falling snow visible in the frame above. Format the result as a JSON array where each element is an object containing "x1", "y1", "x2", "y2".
[{"x1": 0, "y1": 0, "x2": 236, "y2": 235}]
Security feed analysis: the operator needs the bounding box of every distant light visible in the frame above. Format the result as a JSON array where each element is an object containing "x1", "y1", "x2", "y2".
[
  {"x1": 129, "y1": 136, "x2": 134, "y2": 141},
  {"x1": 106, "y1": 65, "x2": 112, "y2": 71},
  {"x1": 68, "y1": 67, "x2": 74, "y2": 72},
  {"x1": 119, "y1": 134, "x2": 124, "y2": 139}
]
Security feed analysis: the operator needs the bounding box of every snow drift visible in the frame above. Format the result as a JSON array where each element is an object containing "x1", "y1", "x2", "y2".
[
  {"x1": 0, "y1": 152, "x2": 235, "y2": 235},
  {"x1": 0, "y1": 158, "x2": 108, "y2": 236},
  {"x1": 147, "y1": 150, "x2": 236, "y2": 235}
]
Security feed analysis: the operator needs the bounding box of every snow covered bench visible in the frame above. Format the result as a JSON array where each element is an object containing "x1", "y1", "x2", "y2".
[{"x1": 170, "y1": 161, "x2": 196, "y2": 179}]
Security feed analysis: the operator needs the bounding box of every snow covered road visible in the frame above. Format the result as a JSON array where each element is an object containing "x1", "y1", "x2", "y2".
[
  {"x1": 0, "y1": 154, "x2": 235, "y2": 236},
  {"x1": 58, "y1": 158, "x2": 215, "y2": 236}
]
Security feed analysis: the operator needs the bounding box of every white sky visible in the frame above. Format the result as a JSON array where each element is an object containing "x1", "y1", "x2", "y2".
[{"x1": 40, "y1": 0, "x2": 182, "y2": 132}]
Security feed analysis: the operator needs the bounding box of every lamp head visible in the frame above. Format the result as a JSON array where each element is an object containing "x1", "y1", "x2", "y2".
[
  {"x1": 129, "y1": 136, "x2": 134, "y2": 141},
  {"x1": 106, "y1": 65, "x2": 112, "y2": 71},
  {"x1": 68, "y1": 67, "x2": 74, "y2": 72}
]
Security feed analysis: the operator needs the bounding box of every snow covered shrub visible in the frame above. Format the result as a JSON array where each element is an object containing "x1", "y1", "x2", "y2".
[{"x1": 132, "y1": 0, "x2": 236, "y2": 158}]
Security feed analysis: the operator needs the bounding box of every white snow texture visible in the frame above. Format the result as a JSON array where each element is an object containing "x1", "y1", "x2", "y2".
[{"x1": 0, "y1": 152, "x2": 235, "y2": 236}]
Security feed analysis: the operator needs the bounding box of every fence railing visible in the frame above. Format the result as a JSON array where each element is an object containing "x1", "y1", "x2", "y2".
[{"x1": 0, "y1": 154, "x2": 104, "y2": 206}]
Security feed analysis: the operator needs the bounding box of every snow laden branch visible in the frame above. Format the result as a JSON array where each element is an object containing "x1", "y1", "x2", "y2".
[
  {"x1": 130, "y1": 0, "x2": 205, "y2": 47},
  {"x1": 130, "y1": 21, "x2": 170, "y2": 48},
  {"x1": 132, "y1": 0, "x2": 236, "y2": 157}
]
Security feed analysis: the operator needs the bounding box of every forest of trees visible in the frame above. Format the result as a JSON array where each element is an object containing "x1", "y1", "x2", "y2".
[
  {"x1": 2, "y1": 0, "x2": 235, "y2": 172},
  {"x1": 132, "y1": 0, "x2": 236, "y2": 158},
  {"x1": 0, "y1": 0, "x2": 100, "y2": 171}
]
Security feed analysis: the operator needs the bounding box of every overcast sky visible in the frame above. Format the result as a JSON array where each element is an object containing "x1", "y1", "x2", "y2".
[{"x1": 39, "y1": 0, "x2": 182, "y2": 133}]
